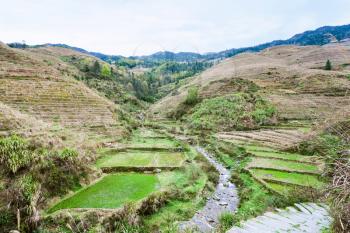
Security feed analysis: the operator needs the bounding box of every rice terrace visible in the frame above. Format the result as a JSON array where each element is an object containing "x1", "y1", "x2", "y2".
[{"x1": 0, "y1": 1, "x2": 350, "y2": 233}]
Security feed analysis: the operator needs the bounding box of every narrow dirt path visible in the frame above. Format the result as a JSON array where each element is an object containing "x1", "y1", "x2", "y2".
[
  {"x1": 179, "y1": 146, "x2": 239, "y2": 232},
  {"x1": 227, "y1": 203, "x2": 332, "y2": 233}
]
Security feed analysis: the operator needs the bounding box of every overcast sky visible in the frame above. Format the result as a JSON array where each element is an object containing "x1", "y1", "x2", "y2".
[{"x1": 1, "y1": 0, "x2": 349, "y2": 56}]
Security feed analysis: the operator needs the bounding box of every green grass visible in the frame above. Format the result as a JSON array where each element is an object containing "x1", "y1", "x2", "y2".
[
  {"x1": 48, "y1": 173, "x2": 159, "y2": 213},
  {"x1": 138, "y1": 129, "x2": 165, "y2": 138},
  {"x1": 264, "y1": 182, "x2": 296, "y2": 195},
  {"x1": 128, "y1": 138, "x2": 180, "y2": 149},
  {"x1": 250, "y1": 169, "x2": 325, "y2": 188},
  {"x1": 248, "y1": 157, "x2": 320, "y2": 174},
  {"x1": 248, "y1": 150, "x2": 311, "y2": 162},
  {"x1": 96, "y1": 150, "x2": 185, "y2": 168},
  {"x1": 218, "y1": 212, "x2": 235, "y2": 232}
]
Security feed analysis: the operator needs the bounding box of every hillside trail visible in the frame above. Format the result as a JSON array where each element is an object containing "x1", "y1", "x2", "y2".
[
  {"x1": 179, "y1": 146, "x2": 239, "y2": 232},
  {"x1": 227, "y1": 203, "x2": 332, "y2": 233}
]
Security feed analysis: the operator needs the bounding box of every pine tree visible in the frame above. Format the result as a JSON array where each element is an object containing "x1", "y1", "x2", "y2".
[{"x1": 325, "y1": 59, "x2": 332, "y2": 70}]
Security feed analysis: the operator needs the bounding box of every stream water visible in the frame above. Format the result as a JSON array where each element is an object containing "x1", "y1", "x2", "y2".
[{"x1": 179, "y1": 146, "x2": 239, "y2": 232}]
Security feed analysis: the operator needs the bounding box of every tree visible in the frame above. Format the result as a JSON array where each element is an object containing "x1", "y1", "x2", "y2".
[
  {"x1": 325, "y1": 59, "x2": 332, "y2": 70},
  {"x1": 92, "y1": 61, "x2": 101, "y2": 75},
  {"x1": 101, "y1": 64, "x2": 111, "y2": 78}
]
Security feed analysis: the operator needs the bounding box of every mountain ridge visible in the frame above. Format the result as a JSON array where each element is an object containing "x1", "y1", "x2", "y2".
[
  {"x1": 7, "y1": 23, "x2": 350, "y2": 63},
  {"x1": 4, "y1": 24, "x2": 350, "y2": 63}
]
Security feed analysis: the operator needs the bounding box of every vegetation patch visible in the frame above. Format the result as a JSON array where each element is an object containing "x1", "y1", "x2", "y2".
[
  {"x1": 0, "y1": 135, "x2": 88, "y2": 232},
  {"x1": 48, "y1": 173, "x2": 159, "y2": 213},
  {"x1": 186, "y1": 93, "x2": 276, "y2": 131}
]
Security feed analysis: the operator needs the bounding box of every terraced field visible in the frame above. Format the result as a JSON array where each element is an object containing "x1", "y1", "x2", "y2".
[
  {"x1": 249, "y1": 169, "x2": 324, "y2": 188},
  {"x1": 216, "y1": 128, "x2": 308, "y2": 149},
  {"x1": 247, "y1": 157, "x2": 321, "y2": 174},
  {"x1": 48, "y1": 173, "x2": 159, "y2": 213},
  {"x1": 124, "y1": 138, "x2": 180, "y2": 150},
  {"x1": 0, "y1": 44, "x2": 126, "y2": 146},
  {"x1": 216, "y1": 125, "x2": 325, "y2": 196},
  {"x1": 97, "y1": 129, "x2": 186, "y2": 170},
  {"x1": 96, "y1": 149, "x2": 185, "y2": 169},
  {"x1": 48, "y1": 128, "x2": 190, "y2": 215},
  {"x1": 246, "y1": 146, "x2": 325, "y2": 195}
]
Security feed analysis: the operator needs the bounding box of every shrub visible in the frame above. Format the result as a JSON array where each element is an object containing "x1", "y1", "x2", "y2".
[
  {"x1": 58, "y1": 148, "x2": 78, "y2": 160},
  {"x1": 16, "y1": 175, "x2": 39, "y2": 202},
  {"x1": 36, "y1": 148, "x2": 83, "y2": 196},
  {"x1": 138, "y1": 191, "x2": 173, "y2": 216},
  {"x1": 0, "y1": 209, "x2": 15, "y2": 232},
  {"x1": 184, "y1": 87, "x2": 199, "y2": 105},
  {"x1": 298, "y1": 133, "x2": 345, "y2": 163},
  {"x1": 0, "y1": 135, "x2": 34, "y2": 174}
]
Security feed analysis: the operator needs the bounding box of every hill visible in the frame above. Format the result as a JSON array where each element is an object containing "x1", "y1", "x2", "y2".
[
  {"x1": 150, "y1": 41, "x2": 350, "y2": 124},
  {"x1": 0, "y1": 42, "x2": 129, "y2": 148}
]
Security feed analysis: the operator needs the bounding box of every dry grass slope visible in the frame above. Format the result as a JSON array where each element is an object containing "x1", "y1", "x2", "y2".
[{"x1": 0, "y1": 43, "x2": 126, "y2": 147}]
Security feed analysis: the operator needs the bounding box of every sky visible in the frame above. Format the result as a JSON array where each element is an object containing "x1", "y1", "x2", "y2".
[{"x1": 1, "y1": 0, "x2": 350, "y2": 56}]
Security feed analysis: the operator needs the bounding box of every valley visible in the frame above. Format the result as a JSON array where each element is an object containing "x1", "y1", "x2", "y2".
[{"x1": 1, "y1": 24, "x2": 350, "y2": 233}]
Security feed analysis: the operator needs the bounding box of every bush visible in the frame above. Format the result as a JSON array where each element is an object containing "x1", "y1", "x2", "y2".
[
  {"x1": 298, "y1": 134, "x2": 345, "y2": 163},
  {"x1": 184, "y1": 87, "x2": 199, "y2": 105},
  {"x1": 36, "y1": 148, "x2": 84, "y2": 196},
  {"x1": 0, "y1": 209, "x2": 15, "y2": 232},
  {"x1": 58, "y1": 148, "x2": 78, "y2": 160},
  {"x1": 0, "y1": 135, "x2": 34, "y2": 174},
  {"x1": 16, "y1": 175, "x2": 39, "y2": 202}
]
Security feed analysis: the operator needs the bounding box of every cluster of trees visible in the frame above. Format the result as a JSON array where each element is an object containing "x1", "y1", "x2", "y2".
[
  {"x1": 66, "y1": 55, "x2": 211, "y2": 103},
  {"x1": 130, "y1": 61, "x2": 212, "y2": 101},
  {"x1": 7, "y1": 42, "x2": 28, "y2": 49}
]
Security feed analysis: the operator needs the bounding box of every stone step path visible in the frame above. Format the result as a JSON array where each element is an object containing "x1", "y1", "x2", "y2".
[
  {"x1": 179, "y1": 147, "x2": 239, "y2": 232},
  {"x1": 227, "y1": 203, "x2": 332, "y2": 233}
]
